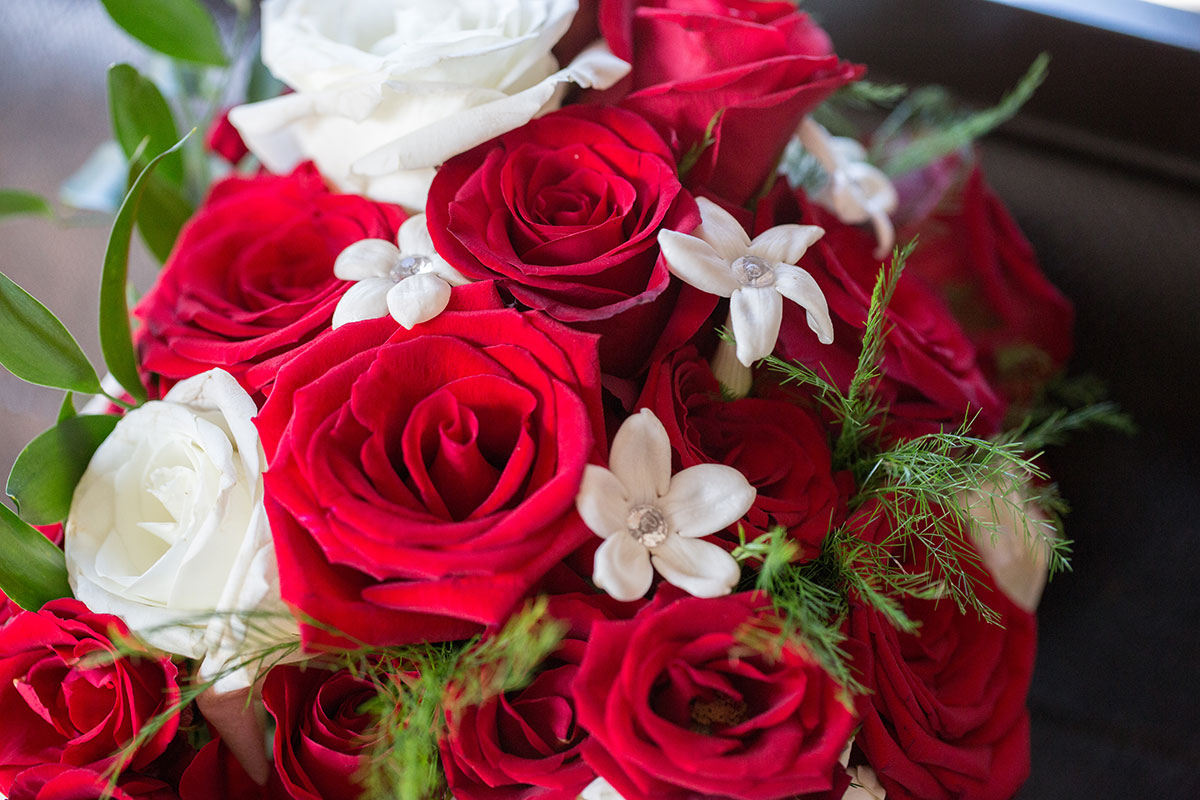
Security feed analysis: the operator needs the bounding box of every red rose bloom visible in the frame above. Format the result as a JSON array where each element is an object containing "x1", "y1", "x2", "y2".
[
  {"x1": 426, "y1": 105, "x2": 702, "y2": 377},
  {"x1": 256, "y1": 287, "x2": 607, "y2": 647},
  {"x1": 0, "y1": 599, "x2": 180, "y2": 794},
  {"x1": 638, "y1": 347, "x2": 847, "y2": 557},
  {"x1": 766, "y1": 187, "x2": 1006, "y2": 437},
  {"x1": 599, "y1": 0, "x2": 861, "y2": 205},
  {"x1": 904, "y1": 166, "x2": 1074, "y2": 411},
  {"x1": 845, "y1": 501, "x2": 1036, "y2": 800},
  {"x1": 134, "y1": 163, "x2": 406, "y2": 399},
  {"x1": 441, "y1": 594, "x2": 631, "y2": 800},
  {"x1": 8, "y1": 765, "x2": 177, "y2": 800},
  {"x1": 573, "y1": 591, "x2": 855, "y2": 800},
  {"x1": 179, "y1": 739, "x2": 288, "y2": 800},
  {"x1": 261, "y1": 663, "x2": 380, "y2": 800}
]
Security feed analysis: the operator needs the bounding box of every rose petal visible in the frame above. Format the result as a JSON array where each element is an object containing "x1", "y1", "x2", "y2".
[
  {"x1": 694, "y1": 196, "x2": 753, "y2": 262},
  {"x1": 593, "y1": 533, "x2": 653, "y2": 602},
  {"x1": 333, "y1": 238, "x2": 399, "y2": 281},
  {"x1": 576, "y1": 465, "x2": 631, "y2": 540},
  {"x1": 774, "y1": 264, "x2": 834, "y2": 345},
  {"x1": 650, "y1": 536, "x2": 741, "y2": 598},
  {"x1": 661, "y1": 464, "x2": 756, "y2": 539},
  {"x1": 385, "y1": 272, "x2": 453, "y2": 329},
  {"x1": 749, "y1": 224, "x2": 825, "y2": 267},
  {"x1": 608, "y1": 408, "x2": 671, "y2": 504},
  {"x1": 657, "y1": 230, "x2": 740, "y2": 297},
  {"x1": 730, "y1": 286, "x2": 784, "y2": 366},
  {"x1": 332, "y1": 277, "x2": 393, "y2": 329}
]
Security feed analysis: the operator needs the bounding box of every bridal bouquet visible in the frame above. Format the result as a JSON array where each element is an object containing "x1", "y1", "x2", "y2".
[{"x1": 0, "y1": 2, "x2": 1119, "y2": 799}]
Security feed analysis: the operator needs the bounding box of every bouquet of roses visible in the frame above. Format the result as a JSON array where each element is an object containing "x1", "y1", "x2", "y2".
[{"x1": 0, "y1": 2, "x2": 1123, "y2": 799}]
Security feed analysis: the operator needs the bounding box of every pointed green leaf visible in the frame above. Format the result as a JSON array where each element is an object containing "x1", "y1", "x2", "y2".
[
  {"x1": 8, "y1": 415, "x2": 120, "y2": 526},
  {"x1": 100, "y1": 132, "x2": 193, "y2": 404},
  {"x1": 58, "y1": 392, "x2": 77, "y2": 422},
  {"x1": 129, "y1": 157, "x2": 193, "y2": 264},
  {"x1": 108, "y1": 64, "x2": 184, "y2": 186},
  {"x1": 100, "y1": 0, "x2": 228, "y2": 67},
  {"x1": 0, "y1": 502, "x2": 72, "y2": 610},
  {"x1": 0, "y1": 272, "x2": 102, "y2": 393},
  {"x1": 0, "y1": 189, "x2": 54, "y2": 219}
]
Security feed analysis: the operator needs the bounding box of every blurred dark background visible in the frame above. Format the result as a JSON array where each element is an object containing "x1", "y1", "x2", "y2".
[{"x1": 2, "y1": 0, "x2": 1199, "y2": 796}]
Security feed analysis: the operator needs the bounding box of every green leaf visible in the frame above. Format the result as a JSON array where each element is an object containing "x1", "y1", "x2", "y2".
[
  {"x1": 100, "y1": 132, "x2": 193, "y2": 405},
  {"x1": 100, "y1": 0, "x2": 228, "y2": 67},
  {"x1": 0, "y1": 272, "x2": 102, "y2": 394},
  {"x1": 0, "y1": 502, "x2": 72, "y2": 611},
  {"x1": 0, "y1": 189, "x2": 53, "y2": 219},
  {"x1": 128, "y1": 157, "x2": 193, "y2": 264},
  {"x1": 7, "y1": 415, "x2": 120, "y2": 525},
  {"x1": 58, "y1": 392, "x2": 76, "y2": 422},
  {"x1": 108, "y1": 64, "x2": 184, "y2": 186}
]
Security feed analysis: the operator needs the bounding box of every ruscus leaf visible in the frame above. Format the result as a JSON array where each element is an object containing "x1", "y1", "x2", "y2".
[
  {"x1": 100, "y1": 0, "x2": 228, "y2": 67},
  {"x1": 7, "y1": 415, "x2": 120, "y2": 525},
  {"x1": 99, "y1": 132, "x2": 193, "y2": 404},
  {"x1": 0, "y1": 189, "x2": 54, "y2": 219},
  {"x1": 108, "y1": 64, "x2": 185, "y2": 186},
  {"x1": 0, "y1": 502, "x2": 72, "y2": 611},
  {"x1": 0, "y1": 271, "x2": 102, "y2": 394}
]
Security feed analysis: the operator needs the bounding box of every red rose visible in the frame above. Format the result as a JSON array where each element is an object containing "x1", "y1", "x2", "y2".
[
  {"x1": 134, "y1": 164, "x2": 406, "y2": 399},
  {"x1": 441, "y1": 594, "x2": 632, "y2": 800},
  {"x1": 765, "y1": 187, "x2": 1006, "y2": 437},
  {"x1": 573, "y1": 591, "x2": 855, "y2": 800},
  {"x1": 205, "y1": 109, "x2": 250, "y2": 167},
  {"x1": 256, "y1": 287, "x2": 607, "y2": 647},
  {"x1": 179, "y1": 738, "x2": 288, "y2": 800},
  {"x1": 599, "y1": 0, "x2": 860, "y2": 205},
  {"x1": 638, "y1": 347, "x2": 848, "y2": 557},
  {"x1": 844, "y1": 501, "x2": 1036, "y2": 800},
  {"x1": 903, "y1": 166, "x2": 1074, "y2": 411},
  {"x1": 8, "y1": 765, "x2": 177, "y2": 800},
  {"x1": 261, "y1": 663, "x2": 380, "y2": 800},
  {"x1": 426, "y1": 105, "x2": 703, "y2": 378},
  {"x1": 0, "y1": 599, "x2": 181, "y2": 794}
]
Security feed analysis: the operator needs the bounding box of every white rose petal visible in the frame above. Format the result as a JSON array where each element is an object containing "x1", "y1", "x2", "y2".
[
  {"x1": 229, "y1": 0, "x2": 631, "y2": 209},
  {"x1": 65, "y1": 368, "x2": 298, "y2": 693}
]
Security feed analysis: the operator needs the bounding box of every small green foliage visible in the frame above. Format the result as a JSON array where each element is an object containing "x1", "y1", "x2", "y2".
[
  {"x1": 0, "y1": 189, "x2": 54, "y2": 219},
  {"x1": 678, "y1": 109, "x2": 726, "y2": 178},
  {"x1": 837, "y1": 80, "x2": 909, "y2": 110},
  {"x1": 872, "y1": 53, "x2": 1049, "y2": 176}
]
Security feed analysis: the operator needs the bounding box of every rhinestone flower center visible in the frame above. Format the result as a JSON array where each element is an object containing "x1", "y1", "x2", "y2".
[
  {"x1": 626, "y1": 504, "x2": 668, "y2": 547},
  {"x1": 390, "y1": 254, "x2": 431, "y2": 282},
  {"x1": 732, "y1": 255, "x2": 775, "y2": 288}
]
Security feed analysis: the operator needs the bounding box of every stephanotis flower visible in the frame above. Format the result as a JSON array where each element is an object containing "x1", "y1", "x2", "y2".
[
  {"x1": 332, "y1": 213, "x2": 469, "y2": 329},
  {"x1": 658, "y1": 197, "x2": 834, "y2": 367},
  {"x1": 798, "y1": 118, "x2": 899, "y2": 259},
  {"x1": 575, "y1": 409, "x2": 756, "y2": 602}
]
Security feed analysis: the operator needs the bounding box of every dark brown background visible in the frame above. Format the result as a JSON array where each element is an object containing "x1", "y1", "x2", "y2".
[{"x1": 2, "y1": 1, "x2": 1199, "y2": 796}]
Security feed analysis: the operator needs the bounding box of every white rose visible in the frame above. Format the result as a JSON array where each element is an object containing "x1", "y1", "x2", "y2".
[
  {"x1": 65, "y1": 369, "x2": 297, "y2": 692},
  {"x1": 229, "y1": 0, "x2": 630, "y2": 208}
]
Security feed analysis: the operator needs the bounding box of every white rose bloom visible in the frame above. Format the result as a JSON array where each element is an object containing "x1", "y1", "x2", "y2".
[
  {"x1": 229, "y1": 0, "x2": 631, "y2": 208},
  {"x1": 65, "y1": 369, "x2": 297, "y2": 692}
]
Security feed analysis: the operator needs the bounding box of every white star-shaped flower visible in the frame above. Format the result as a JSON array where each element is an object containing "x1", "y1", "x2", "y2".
[
  {"x1": 797, "y1": 118, "x2": 899, "y2": 260},
  {"x1": 576, "y1": 408, "x2": 756, "y2": 602},
  {"x1": 658, "y1": 197, "x2": 834, "y2": 367},
  {"x1": 332, "y1": 213, "x2": 470, "y2": 330}
]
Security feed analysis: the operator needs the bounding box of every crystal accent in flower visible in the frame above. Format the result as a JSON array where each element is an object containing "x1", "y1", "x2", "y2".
[
  {"x1": 332, "y1": 213, "x2": 470, "y2": 330},
  {"x1": 575, "y1": 408, "x2": 756, "y2": 602},
  {"x1": 657, "y1": 197, "x2": 834, "y2": 366}
]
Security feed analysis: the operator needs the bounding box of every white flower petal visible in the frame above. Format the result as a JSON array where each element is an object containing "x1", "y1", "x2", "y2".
[
  {"x1": 661, "y1": 464, "x2": 757, "y2": 539},
  {"x1": 748, "y1": 224, "x2": 825, "y2": 267},
  {"x1": 651, "y1": 536, "x2": 741, "y2": 599},
  {"x1": 869, "y1": 206, "x2": 897, "y2": 261},
  {"x1": 593, "y1": 532, "x2": 653, "y2": 602},
  {"x1": 774, "y1": 265, "x2": 834, "y2": 345},
  {"x1": 694, "y1": 196, "x2": 753, "y2": 262},
  {"x1": 426, "y1": 259, "x2": 472, "y2": 287},
  {"x1": 332, "y1": 278, "x2": 393, "y2": 329},
  {"x1": 576, "y1": 465, "x2": 631, "y2": 540},
  {"x1": 581, "y1": 777, "x2": 628, "y2": 800},
  {"x1": 730, "y1": 287, "x2": 784, "y2": 366},
  {"x1": 385, "y1": 272, "x2": 453, "y2": 329},
  {"x1": 657, "y1": 230, "x2": 740, "y2": 297},
  {"x1": 609, "y1": 408, "x2": 673, "y2": 504},
  {"x1": 397, "y1": 213, "x2": 434, "y2": 255},
  {"x1": 333, "y1": 238, "x2": 399, "y2": 281}
]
